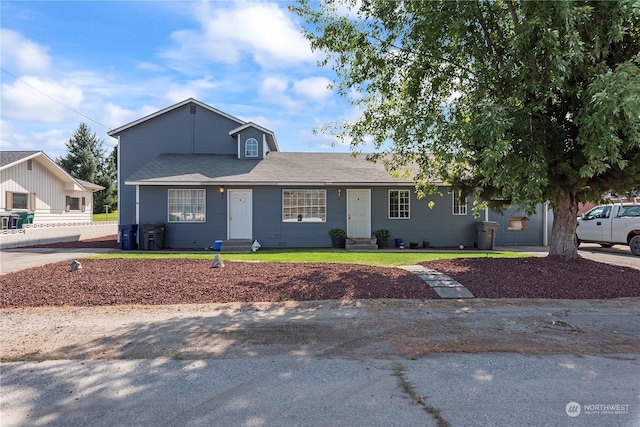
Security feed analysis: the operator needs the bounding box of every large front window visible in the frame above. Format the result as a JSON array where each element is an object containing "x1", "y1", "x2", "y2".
[
  {"x1": 283, "y1": 189, "x2": 326, "y2": 222},
  {"x1": 389, "y1": 190, "x2": 410, "y2": 219},
  {"x1": 168, "y1": 189, "x2": 206, "y2": 222}
]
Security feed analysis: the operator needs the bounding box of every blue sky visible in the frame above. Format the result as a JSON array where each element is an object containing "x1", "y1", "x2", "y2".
[{"x1": 1, "y1": 1, "x2": 360, "y2": 160}]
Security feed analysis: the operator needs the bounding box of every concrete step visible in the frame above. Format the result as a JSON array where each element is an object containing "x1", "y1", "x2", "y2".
[
  {"x1": 220, "y1": 239, "x2": 253, "y2": 253},
  {"x1": 346, "y1": 238, "x2": 378, "y2": 251}
]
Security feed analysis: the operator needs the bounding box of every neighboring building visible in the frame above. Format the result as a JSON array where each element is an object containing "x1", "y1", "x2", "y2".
[
  {"x1": 109, "y1": 98, "x2": 551, "y2": 249},
  {"x1": 1, "y1": 151, "x2": 103, "y2": 227}
]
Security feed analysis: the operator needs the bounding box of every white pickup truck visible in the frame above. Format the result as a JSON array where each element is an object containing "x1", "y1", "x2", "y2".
[{"x1": 577, "y1": 204, "x2": 640, "y2": 256}]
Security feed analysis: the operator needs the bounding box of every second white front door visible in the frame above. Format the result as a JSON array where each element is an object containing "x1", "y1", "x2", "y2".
[
  {"x1": 347, "y1": 189, "x2": 371, "y2": 238},
  {"x1": 228, "y1": 189, "x2": 252, "y2": 239}
]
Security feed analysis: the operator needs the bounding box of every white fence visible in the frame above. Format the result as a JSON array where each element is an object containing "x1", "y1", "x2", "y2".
[{"x1": 0, "y1": 222, "x2": 118, "y2": 249}]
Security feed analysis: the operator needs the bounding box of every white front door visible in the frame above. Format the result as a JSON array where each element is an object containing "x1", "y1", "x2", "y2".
[
  {"x1": 228, "y1": 189, "x2": 252, "y2": 239},
  {"x1": 347, "y1": 189, "x2": 371, "y2": 238}
]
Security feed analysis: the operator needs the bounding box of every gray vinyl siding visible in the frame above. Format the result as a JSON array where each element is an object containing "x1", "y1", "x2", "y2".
[
  {"x1": 117, "y1": 102, "x2": 241, "y2": 226},
  {"x1": 252, "y1": 186, "x2": 346, "y2": 248},
  {"x1": 238, "y1": 129, "x2": 267, "y2": 160},
  {"x1": 370, "y1": 186, "x2": 477, "y2": 248},
  {"x1": 134, "y1": 183, "x2": 552, "y2": 249},
  {"x1": 490, "y1": 203, "x2": 551, "y2": 246},
  {"x1": 138, "y1": 186, "x2": 228, "y2": 249}
]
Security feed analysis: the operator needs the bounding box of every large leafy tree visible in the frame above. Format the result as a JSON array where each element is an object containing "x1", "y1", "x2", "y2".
[
  {"x1": 292, "y1": 0, "x2": 640, "y2": 258},
  {"x1": 57, "y1": 123, "x2": 116, "y2": 214}
]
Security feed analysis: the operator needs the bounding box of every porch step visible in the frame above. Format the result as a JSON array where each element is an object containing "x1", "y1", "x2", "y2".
[
  {"x1": 346, "y1": 237, "x2": 379, "y2": 251},
  {"x1": 220, "y1": 239, "x2": 253, "y2": 253}
]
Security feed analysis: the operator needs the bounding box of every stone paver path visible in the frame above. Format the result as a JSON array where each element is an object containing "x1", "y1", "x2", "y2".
[{"x1": 399, "y1": 265, "x2": 474, "y2": 299}]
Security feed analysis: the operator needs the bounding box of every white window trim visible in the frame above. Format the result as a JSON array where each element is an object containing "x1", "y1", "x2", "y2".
[
  {"x1": 388, "y1": 189, "x2": 410, "y2": 219},
  {"x1": 168, "y1": 189, "x2": 206, "y2": 223},
  {"x1": 282, "y1": 189, "x2": 327, "y2": 223},
  {"x1": 245, "y1": 138, "x2": 258, "y2": 158},
  {"x1": 452, "y1": 190, "x2": 468, "y2": 215}
]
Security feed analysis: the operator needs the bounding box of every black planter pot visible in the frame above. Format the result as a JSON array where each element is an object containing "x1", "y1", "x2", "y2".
[
  {"x1": 376, "y1": 236, "x2": 389, "y2": 249},
  {"x1": 331, "y1": 237, "x2": 346, "y2": 248}
]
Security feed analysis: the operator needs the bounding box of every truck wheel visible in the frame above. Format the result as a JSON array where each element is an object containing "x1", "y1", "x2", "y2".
[{"x1": 630, "y1": 235, "x2": 640, "y2": 256}]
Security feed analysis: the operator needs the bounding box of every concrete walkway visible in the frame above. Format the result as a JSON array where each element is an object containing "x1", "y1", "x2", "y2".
[{"x1": 399, "y1": 265, "x2": 474, "y2": 298}]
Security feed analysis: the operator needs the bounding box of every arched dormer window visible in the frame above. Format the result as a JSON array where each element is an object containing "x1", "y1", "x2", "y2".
[{"x1": 245, "y1": 138, "x2": 258, "y2": 157}]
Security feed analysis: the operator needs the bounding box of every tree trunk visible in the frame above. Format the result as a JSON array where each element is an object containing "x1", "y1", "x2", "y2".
[{"x1": 549, "y1": 192, "x2": 580, "y2": 259}]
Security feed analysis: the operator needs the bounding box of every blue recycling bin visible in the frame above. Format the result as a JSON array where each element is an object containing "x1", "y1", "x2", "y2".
[
  {"x1": 214, "y1": 240, "x2": 223, "y2": 251},
  {"x1": 119, "y1": 224, "x2": 138, "y2": 250},
  {"x1": 395, "y1": 238, "x2": 404, "y2": 248}
]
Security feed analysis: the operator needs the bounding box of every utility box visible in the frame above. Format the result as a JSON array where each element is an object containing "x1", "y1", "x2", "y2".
[
  {"x1": 119, "y1": 224, "x2": 138, "y2": 250},
  {"x1": 476, "y1": 221, "x2": 498, "y2": 250},
  {"x1": 508, "y1": 216, "x2": 529, "y2": 230},
  {"x1": 143, "y1": 223, "x2": 165, "y2": 250}
]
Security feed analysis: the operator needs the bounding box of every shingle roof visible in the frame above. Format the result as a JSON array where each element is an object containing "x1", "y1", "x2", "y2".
[
  {"x1": 125, "y1": 152, "x2": 435, "y2": 186},
  {"x1": 0, "y1": 151, "x2": 41, "y2": 168}
]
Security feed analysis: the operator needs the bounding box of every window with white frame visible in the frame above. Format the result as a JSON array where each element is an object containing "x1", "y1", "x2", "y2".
[
  {"x1": 245, "y1": 138, "x2": 258, "y2": 157},
  {"x1": 452, "y1": 190, "x2": 467, "y2": 215},
  {"x1": 282, "y1": 189, "x2": 326, "y2": 222},
  {"x1": 389, "y1": 189, "x2": 410, "y2": 219},
  {"x1": 168, "y1": 189, "x2": 206, "y2": 222}
]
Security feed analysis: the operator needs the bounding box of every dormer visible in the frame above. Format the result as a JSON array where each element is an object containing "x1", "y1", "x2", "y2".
[{"x1": 229, "y1": 122, "x2": 279, "y2": 160}]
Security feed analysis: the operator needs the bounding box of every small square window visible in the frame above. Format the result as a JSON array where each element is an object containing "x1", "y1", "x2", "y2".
[{"x1": 12, "y1": 193, "x2": 28, "y2": 210}]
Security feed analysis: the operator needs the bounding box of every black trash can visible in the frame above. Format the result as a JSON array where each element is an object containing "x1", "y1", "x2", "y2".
[
  {"x1": 119, "y1": 224, "x2": 139, "y2": 250},
  {"x1": 8, "y1": 214, "x2": 21, "y2": 229},
  {"x1": 143, "y1": 223, "x2": 165, "y2": 250},
  {"x1": 476, "y1": 221, "x2": 498, "y2": 250}
]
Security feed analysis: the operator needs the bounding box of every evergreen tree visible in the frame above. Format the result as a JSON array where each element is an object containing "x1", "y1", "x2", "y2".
[
  {"x1": 57, "y1": 123, "x2": 114, "y2": 214},
  {"x1": 57, "y1": 123, "x2": 104, "y2": 183}
]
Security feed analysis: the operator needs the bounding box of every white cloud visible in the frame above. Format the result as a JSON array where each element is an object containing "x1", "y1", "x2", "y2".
[
  {"x1": 136, "y1": 61, "x2": 166, "y2": 73},
  {"x1": 292, "y1": 77, "x2": 332, "y2": 102},
  {"x1": 0, "y1": 29, "x2": 51, "y2": 75},
  {"x1": 1, "y1": 76, "x2": 84, "y2": 123},
  {"x1": 161, "y1": 2, "x2": 318, "y2": 71}
]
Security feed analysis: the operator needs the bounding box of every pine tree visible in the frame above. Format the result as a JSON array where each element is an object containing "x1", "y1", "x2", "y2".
[
  {"x1": 57, "y1": 123, "x2": 115, "y2": 213},
  {"x1": 57, "y1": 123, "x2": 104, "y2": 183}
]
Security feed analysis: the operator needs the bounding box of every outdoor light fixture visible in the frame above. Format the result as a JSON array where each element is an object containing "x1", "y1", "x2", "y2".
[
  {"x1": 338, "y1": 188, "x2": 342, "y2": 198},
  {"x1": 219, "y1": 186, "x2": 225, "y2": 198}
]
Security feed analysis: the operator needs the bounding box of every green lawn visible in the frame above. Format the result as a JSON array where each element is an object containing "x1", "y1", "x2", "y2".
[
  {"x1": 93, "y1": 210, "x2": 118, "y2": 222},
  {"x1": 92, "y1": 249, "x2": 528, "y2": 267}
]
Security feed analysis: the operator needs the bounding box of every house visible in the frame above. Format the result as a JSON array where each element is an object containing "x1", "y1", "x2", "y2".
[
  {"x1": 109, "y1": 98, "x2": 551, "y2": 250},
  {"x1": 1, "y1": 151, "x2": 103, "y2": 228}
]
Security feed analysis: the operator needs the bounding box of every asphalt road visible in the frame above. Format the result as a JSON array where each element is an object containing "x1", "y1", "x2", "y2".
[{"x1": 2, "y1": 353, "x2": 639, "y2": 426}]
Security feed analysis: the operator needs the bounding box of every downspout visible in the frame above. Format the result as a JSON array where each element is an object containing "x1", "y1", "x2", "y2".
[
  {"x1": 542, "y1": 202, "x2": 549, "y2": 246},
  {"x1": 135, "y1": 185, "x2": 140, "y2": 247}
]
